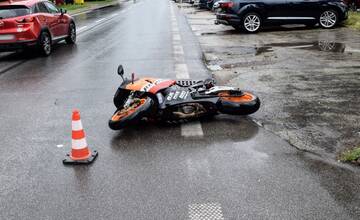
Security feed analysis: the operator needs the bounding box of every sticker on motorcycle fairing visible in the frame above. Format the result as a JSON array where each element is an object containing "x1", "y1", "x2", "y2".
[
  {"x1": 173, "y1": 91, "x2": 180, "y2": 99},
  {"x1": 166, "y1": 91, "x2": 189, "y2": 101},
  {"x1": 153, "y1": 79, "x2": 168, "y2": 85},
  {"x1": 183, "y1": 91, "x2": 189, "y2": 99},
  {"x1": 141, "y1": 83, "x2": 153, "y2": 92},
  {"x1": 167, "y1": 92, "x2": 175, "y2": 101},
  {"x1": 141, "y1": 79, "x2": 171, "y2": 92},
  {"x1": 179, "y1": 91, "x2": 187, "y2": 99}
]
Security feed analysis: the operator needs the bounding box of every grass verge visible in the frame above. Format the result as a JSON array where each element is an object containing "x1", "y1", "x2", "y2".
[
  {"x1": 60, "y1": 0, "x2": 115, "y2": 13},
  {"x1": 345, "y1": 12, "x2": 360, "y2": 31},
  {"x1": 340, "y1": 147, "x2": 360, "y2": 163}
]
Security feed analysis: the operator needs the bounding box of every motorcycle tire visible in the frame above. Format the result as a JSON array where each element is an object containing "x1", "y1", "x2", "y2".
[
  {"x1": 217, "y1": 91, "x2": 260, "y2": 115},
  {"x1": 109, "y1": 97, "x2": 154, "y2": 130}
]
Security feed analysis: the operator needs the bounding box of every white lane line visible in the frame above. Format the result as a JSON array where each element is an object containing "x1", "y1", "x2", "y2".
[
  {"x1": 173, "y1": 34, "x2": 181, "y2": 42},
  {"x1": 181, "y1": 121, "x2": 204, "y2": 137},
  {"x1": 77, "y1": 26, "x2": 88, "y2": 32},
  {"x1": 170, "y1": 1, "x2": 204, "y2": 138},
  {"x1": 173, "y1": 45, "x2": 184, "y2": 55},
  {"x1": 109, "y1": 13, "x2": 119, "y2": 17},
  {"x1": 95, "y1": 18, "x2": 106, "y2": 23},
  {"x1": 173, "y1": 26, "x2": 179, "y2": 33},
  {"x1": 175, "y1": 63, "x2": 189, "y2": 79}
]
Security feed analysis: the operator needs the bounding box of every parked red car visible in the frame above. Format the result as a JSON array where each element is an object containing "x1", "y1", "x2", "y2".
[{"x1": 0, "y1": 0, "x2": 76, "y2": 56}]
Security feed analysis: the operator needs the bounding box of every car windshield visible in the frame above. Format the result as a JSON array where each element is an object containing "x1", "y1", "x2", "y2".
[{"x1": 0, "y1": 6, "x2": 30, "y2": 19}]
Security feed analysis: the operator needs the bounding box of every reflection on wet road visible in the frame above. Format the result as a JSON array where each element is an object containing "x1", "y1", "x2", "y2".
[{"x1": 256, "y1": 41, "x2": 347, "y2": 55}]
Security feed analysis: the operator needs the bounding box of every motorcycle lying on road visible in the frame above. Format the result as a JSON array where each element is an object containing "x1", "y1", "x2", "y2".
[{"x1": 109, "y1": 65, "x2": 260, "y2": 130}]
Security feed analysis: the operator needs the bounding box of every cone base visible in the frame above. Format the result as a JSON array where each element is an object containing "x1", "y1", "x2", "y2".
[{"x1": 63, "y1": 150, "x2": 98, "y2": 165}]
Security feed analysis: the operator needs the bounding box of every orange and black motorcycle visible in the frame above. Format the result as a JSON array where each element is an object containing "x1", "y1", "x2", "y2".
[{"x1": 109, "y1": 65, "x2": 260, "y2": 130}]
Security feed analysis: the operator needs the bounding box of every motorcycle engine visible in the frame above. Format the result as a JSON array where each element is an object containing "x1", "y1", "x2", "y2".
[
  {"x1": 182, "y1": 105, "x2": 196, "y2": 114},
  {"x1": 173, "y1": 103, "x2": 206, "y2": 119}
]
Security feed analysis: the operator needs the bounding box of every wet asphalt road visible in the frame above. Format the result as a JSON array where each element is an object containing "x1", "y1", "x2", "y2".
[{"x1": 0, "y1": 0, "x2": 360, "y2": 219}]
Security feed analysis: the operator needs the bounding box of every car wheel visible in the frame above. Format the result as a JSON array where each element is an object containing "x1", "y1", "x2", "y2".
[
  {"x1": 319, "y1": 10, "x2": 338, "y2": 29},
  {"x1": 65, "y1": 22, "x2": 76, "y2": 44},
  {"x1": 242, "y1": 12, "x2": 262, "y2": 33},
  {"x1": 39, "y1": 31, "x2": 51, "y2": 56}
]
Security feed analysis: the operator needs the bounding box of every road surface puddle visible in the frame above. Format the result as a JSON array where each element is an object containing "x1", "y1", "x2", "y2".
[{"x1": 256, "y1": 41, "x2": 347, "y2": 55}]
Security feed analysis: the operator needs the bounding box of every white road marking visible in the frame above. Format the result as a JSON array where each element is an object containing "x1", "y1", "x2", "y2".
[
  {"x1": 95, "y1": 18, "x2": 106, "y2": 23},
  {"x1": 173, "y1": 45, "x2": 184, "y2": 55},
  {"x1": 173, "y1": 34, "x2": 181, "y2": 42},
  {"x1": 175, "y1": 63, "x2": 189, "y2": 79},
  {"x1": 56, "y1": 144, "x2": 64, "y2": 148},
  {"x1": 173, "y1": 26, "x2": 179, "y2": 33},
  {"x1": 188, "y1": 203, "x2": 224, "y2": 220},
  {"x1": 109, "y1": 13, "x2": 119, "y2": 17},
  {"x1": 181, "y1": 121, "x2": 204, "y2": 137},
  {"x1": 170, "y1": 1, "x2": 204, "y2": 138},
  {"x1": 77, "y1": 26, "x2": 88, "y2": 32}
]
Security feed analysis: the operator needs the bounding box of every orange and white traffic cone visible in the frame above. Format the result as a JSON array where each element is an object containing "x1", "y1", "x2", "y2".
[{"x1": 63, "y1": 109, "x2": 98, "y2": 165}]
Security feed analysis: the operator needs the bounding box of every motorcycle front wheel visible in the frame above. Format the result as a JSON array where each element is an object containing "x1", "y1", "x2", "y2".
[
  {"x1": 109, "y1": 97, "x2": 154, "y2": 130},
  {"x1": 217, "y1": 91, "x2": 260, "y2": 115}
]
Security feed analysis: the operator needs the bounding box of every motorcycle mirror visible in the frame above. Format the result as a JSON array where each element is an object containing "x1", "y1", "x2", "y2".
[
  {"x1": 117, "y1": 65, "x2": 124, "y2": 76},
  {"x1": 117, "y1": 65, "x2": 125, "y2": 81}
]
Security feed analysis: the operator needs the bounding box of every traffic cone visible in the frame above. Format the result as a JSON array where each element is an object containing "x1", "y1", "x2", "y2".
[{"x1": 63, "y1": 109, "x2": 98, "y2": 165}]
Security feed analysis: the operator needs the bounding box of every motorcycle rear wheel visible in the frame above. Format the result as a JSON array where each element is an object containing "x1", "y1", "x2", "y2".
[
  {"x1": 217, "y1": 91, "x2": 260, "y2": 115},
  {"x1": 109, "y1": 97, "x2": 153, "y2": 130}
]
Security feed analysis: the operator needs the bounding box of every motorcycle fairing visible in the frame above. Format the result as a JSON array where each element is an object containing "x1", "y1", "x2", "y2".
[
  {"x1": 156, "y1": 86, "x2": 219, "y2": 120},
  {"x1": 160, "y1": 86, "x2": 219, "y2": 105},
  {"x1": 125, "y1": 78, "x2": 176, "y2": 94}
]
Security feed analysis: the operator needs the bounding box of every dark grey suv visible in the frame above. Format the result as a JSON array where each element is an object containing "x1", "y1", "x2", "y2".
[{"x1": 215, "y1": 0, "x2": 348, "y2": 33}]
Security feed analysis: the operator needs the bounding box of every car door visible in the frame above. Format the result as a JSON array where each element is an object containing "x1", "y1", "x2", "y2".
[
  {"x1": 43, "y1": 1, "x2": 67, "y2": 38},
  {"x1": 259, "y1": 0, "x2": 289, "y2": 21},
  {"x1": 264, "y1": 0, "x2": 292, "y2": 19},
  {"x1": 33, "y1": 2, "x2": 48, "y2": 27},
  {"x1": 286, "y1": 0, "x2": 320, "y2": 19},
  {"x1": 36, "y1": 1, "x2": 59, "y2": 39}
]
